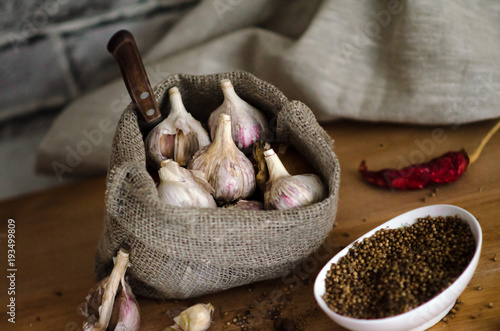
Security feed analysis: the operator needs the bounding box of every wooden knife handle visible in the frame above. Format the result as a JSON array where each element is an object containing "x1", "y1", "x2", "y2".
[{"x1": 107, "y1": 30, "x2": 161, "y2": 123}]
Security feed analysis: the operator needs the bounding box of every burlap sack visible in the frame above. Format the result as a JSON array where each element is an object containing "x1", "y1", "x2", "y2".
[{"x1": 95, "y1": 71, "x2": 340, "y2": 299}]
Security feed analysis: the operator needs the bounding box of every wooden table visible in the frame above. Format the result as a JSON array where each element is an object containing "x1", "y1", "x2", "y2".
[{"x1": 1, "y1": 119, "x2": 499, "y2": 331}]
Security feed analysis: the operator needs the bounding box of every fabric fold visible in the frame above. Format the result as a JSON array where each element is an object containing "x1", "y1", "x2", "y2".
[{"x1": 36, "y1": 0, "x2": 500, "y2": 177}]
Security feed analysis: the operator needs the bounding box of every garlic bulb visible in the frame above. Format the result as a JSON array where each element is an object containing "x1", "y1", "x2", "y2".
[
  {"x1": 208, "y1": 79, "x2": 269, "y2": 150},
  {"x1": 188, "y1": 114, "x2": 256, "y2": 202},
  {"x1": 108, "y1": 279, "x2": 141, "y2": 331},
  {"x1": 165, "y1": 303, "x2": 214, "y2": 331},
  {"x1": 81, "y1": 249, "x2": 140, "y2": 331},
  {"x1": 145, "y1": 87, "x2": 210, "y2": 168},
  {"x1": 263, "y1": 148, "x2": 326, "y2": 210},
  {"x1": 157, "y1": 160, "x2": 217, "y2": 208}
]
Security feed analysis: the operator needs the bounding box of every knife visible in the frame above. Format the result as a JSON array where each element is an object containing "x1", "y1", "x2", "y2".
[{"x1": 107, "y1": 29, "x2": 162, "y2": 132}]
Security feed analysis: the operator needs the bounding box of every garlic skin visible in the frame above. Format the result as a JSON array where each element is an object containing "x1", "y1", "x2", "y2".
[
  {"x1": 157, "y1": 160, "x2": 217, "y2": 208},
  {"x1": 145, "y1": 87, "x2": 210, "y2": 168},
  {"x1": 188, "y1": 114, "x2": 256, "y2": 202},
  {"x1": 81, "y1": 281, "x2": 103, "y2": 329},
  {"x1": 208, "y1": 79, "x2": 269, "y2": 150},
  {"x1": 263, "y1": 148, "x2": 326, "y2": 210},
  {"x1": 81, "y1": 249, "x2": 140, "y2": 331},
  {"x1": 168, "y1": 303, "x2": 214, "y2": 331}
]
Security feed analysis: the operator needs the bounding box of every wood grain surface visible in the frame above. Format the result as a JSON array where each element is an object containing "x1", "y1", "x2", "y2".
[{"x1": 1, "y1": 119, "x2": 499, "y2": 331}]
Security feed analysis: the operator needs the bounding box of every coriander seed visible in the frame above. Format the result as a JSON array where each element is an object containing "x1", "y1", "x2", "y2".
[{"x1": 323, "y1": 215, "x2": 475, "y2": 319}]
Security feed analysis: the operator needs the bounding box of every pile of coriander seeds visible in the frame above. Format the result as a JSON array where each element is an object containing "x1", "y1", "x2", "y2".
[{"x1": 323, "y1": 215, "x2": 476, "y2": 319}]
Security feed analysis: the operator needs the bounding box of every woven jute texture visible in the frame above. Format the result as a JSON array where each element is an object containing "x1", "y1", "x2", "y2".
[{"x1": 95, "y1": 71, "x2": 340, "y2": 299}]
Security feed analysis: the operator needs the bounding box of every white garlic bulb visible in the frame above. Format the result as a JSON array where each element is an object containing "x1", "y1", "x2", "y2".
[
  {"x1": 263, "y1": 148, "x2": 326, "y2": 210},
  {"x1": 145, "y1": 87, "x2": 210, "y2": 168},
  {"x1": 157, "y1": 160, "x2": 217, "y2": 208},
  {"x1": 207, "y1": 79, "x2": 269, "y2": 150},
  {"x1": 188, "y1": 114, "x2": 256, "y2": 202},
  {"x1": 81, "y1": 249, "x2": 140, "y2": 331}
]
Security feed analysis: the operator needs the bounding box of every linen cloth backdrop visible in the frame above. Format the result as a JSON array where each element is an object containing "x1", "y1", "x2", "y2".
[{"x1": 31, "y1": 0, "x2": 500, "y2": 178}]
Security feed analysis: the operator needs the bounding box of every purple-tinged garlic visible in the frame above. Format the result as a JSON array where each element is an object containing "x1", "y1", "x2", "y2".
[
  {"x1": 188, "y1": 114, "x2": 256, "y2": 202},
  {"x1": 108, "y1": 278, "x2": 141, "y2": 330},
  {"x1": 207, "y1": 79, "x2": 269, "y2": 150},
  {"x1": 223, "y1": 199, "x2": 264, "y2": 210},
  {"x1": 157, "y1": 159, "x2": 217, "y2": 208},
  {"x1": 145, "y1": 87, "x2": 210, "y2": 168},
  {"x1": 165, "y1": 303, "x2": 214, "y2": 331},
  {"x1": 263, "y1": 148, "x2": 326, "y2": 210},
  {"x1": 81, "y1": 249, "x2": 140, "y2": 331}
]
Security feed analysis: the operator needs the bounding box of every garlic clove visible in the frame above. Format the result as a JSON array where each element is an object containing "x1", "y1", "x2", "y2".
[
  {"x1": 159, "y1": 134, "x2": 176, "y2": 161},
  {"x1": 167, "y1": 303, "x2": 214, "y2": 331},
  {"x1": 208, "y1": 79, "x2": 269, "y2": 150},
  {"x1": 146, "y1": 87, "x2": 210, "y2": 168},
  {"x1": 157, "y1": 159, "x2": 217, "y2": 208},
  {"x1": 81, "y1": 249, "x2": 140, "y2": 331},
  {"x1": 263, "y1": 148, "x2": 326, "y2": 210},
  {"x1": 175, "y1": 130, "x2": 200, "y2": 166},
  {"x1": 188, "y1": 114, "x2": 256, "y2": 203}
]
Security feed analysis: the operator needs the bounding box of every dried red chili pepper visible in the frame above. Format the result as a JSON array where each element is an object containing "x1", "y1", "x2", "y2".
[
  {"x1": 359, "y1": 151, "x2": 469, "y2": 190},
  {"x1": 359, "y1": 120, "x2": 500, "y2": 190}
]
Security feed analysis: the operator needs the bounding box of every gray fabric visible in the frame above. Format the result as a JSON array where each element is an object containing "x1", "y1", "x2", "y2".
[
  {"x1": 96, "y1": 71, "x2": 340, "y2": 299},
  {"x1": 0, "y1": 0, "x2": 198, "y2": 122},
  {"x1": 36, "y1": 0, "x2": 500, "y2": 178}
]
